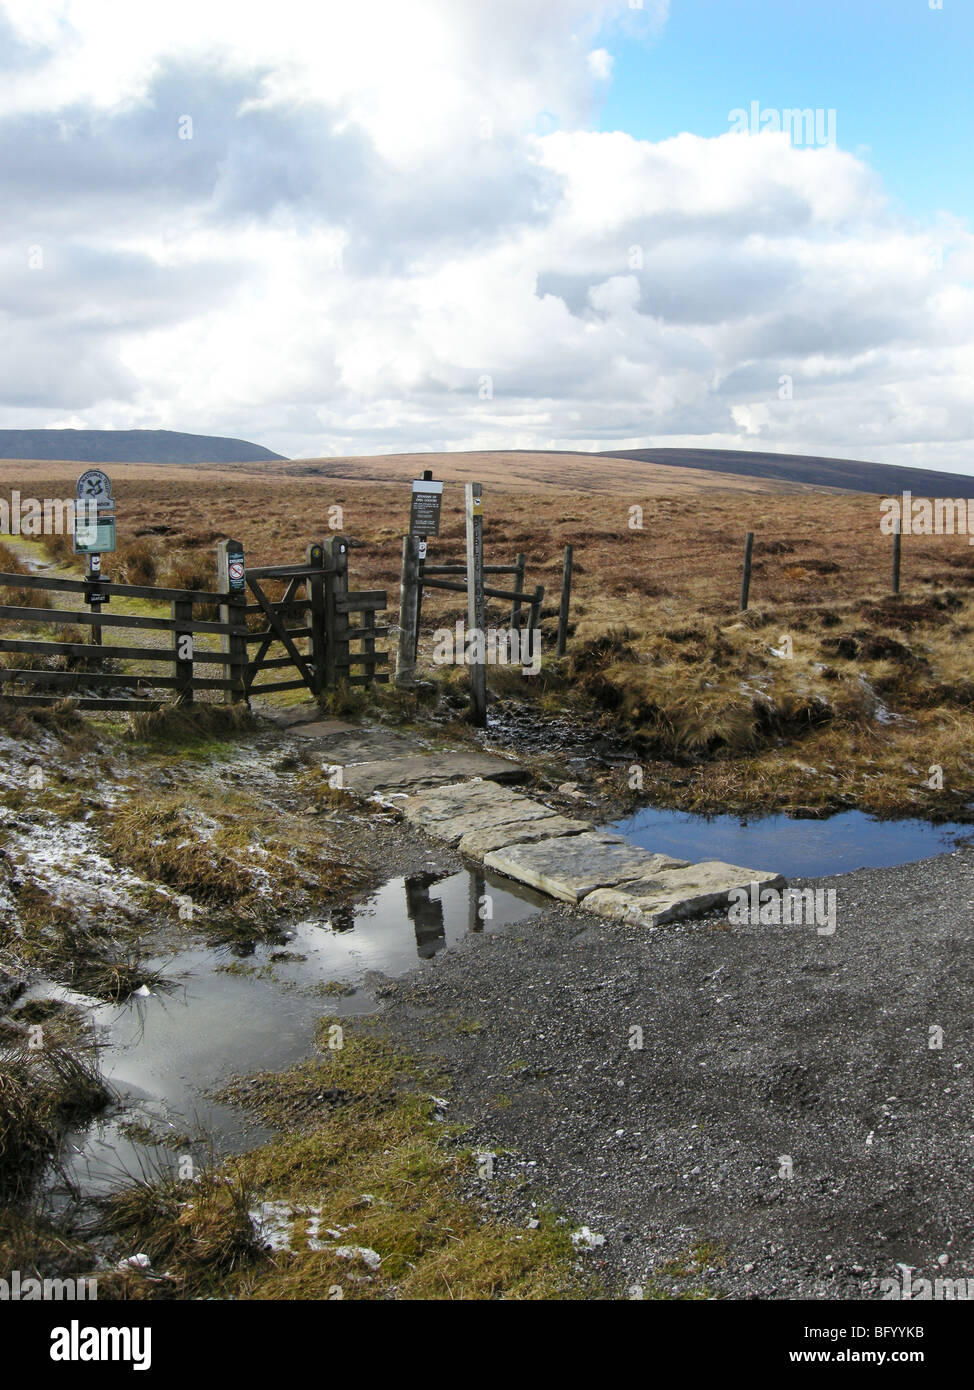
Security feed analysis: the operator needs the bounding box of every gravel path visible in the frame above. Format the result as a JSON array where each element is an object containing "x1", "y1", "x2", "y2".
[{"x1": 377, "y1": 844, "x2": 974, "y2": 1299}]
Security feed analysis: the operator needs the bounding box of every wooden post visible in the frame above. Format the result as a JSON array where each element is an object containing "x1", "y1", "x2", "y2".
[
  {"x1": 511, "y1": 552, "x2": 526, "y2": 628},
  {"x1": 171, "y1": 597, "x2": 194, "y2": 705},
  {"x1": 323, "y1": 535, "x2": 350, "y2": 691},
  {"x1": 465, "y1": 482, "x2": 487, "y2": 727},
  {"x1": 361, "y1": 608, "x2": 376, "y2": 688},
  {"x1": 306, "y1": 540, "x2": 326, "y2": 698},
  {"x1": 412, "y1": 468, "x2": 433, "y2": 660},
  {"x1": 740, "y1": 531, "x2": 754, "y2": 611},
  {"x1": 892, "y1": 521, "x2": 902, "y2": 595},
  {"x1": 396, "y1": 534, "x2": 421, "y2": 686},
  {"x1": 556, "y1": 544, "x2": 573, "y2": 657},
  {"x1": 216, "y1": 539, "x2": 248, "y2": 703},
  {"x1": 528, "y1": 584, "x2": 544, "y2": 633},
  {"x1": 468, "y1": 870, "x2": 485, "y2": 934}
]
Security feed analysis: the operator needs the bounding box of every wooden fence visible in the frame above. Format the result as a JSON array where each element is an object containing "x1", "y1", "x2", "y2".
[{"x1": 0, "y1": 535, "x2": 387, "y2": 712}]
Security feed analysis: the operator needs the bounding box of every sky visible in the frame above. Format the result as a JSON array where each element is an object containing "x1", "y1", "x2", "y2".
[{"x1": 0, "y1": 0, "x2": 972, "y2": 472}]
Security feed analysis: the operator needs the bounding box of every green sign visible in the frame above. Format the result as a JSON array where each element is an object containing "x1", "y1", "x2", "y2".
[{"x1": 74, "y1": 516, "x2": 117, "y2": 555}]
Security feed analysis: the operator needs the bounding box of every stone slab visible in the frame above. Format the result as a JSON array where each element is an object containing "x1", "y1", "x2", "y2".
[
  {"x1": 259, "y1": 702, "x2": 334, "y2": 729},
  {"x1": 401, "y1": 780, "x2": 525, "y2": 825},
  {"x1": 483, "y1": 832, "x2": 690, "y2": 903},
  {"x1": 426, "y1": 799, "x2": 567, "y2": 847},
  {"x1": 289, "y1": 719, "x2": 361, "y2": 739},
  {"x1": 581, "y1": 861, "x2": 786, "y2": 927},
  {"x1": 342, "y1": 753, "x2": 526, "y2": 797},
  {"x1": 304, "y1": 730, "x2": 424, "y2": 764},
  {"x1": 458, "y1": 816, "x2": 593, "y2": 858}
]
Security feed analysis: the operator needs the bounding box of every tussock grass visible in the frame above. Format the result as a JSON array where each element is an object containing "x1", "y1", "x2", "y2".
[
  {"x1": 125, "y1": 700, "x2": 256, "y2": 747},
  {"x1": 0, "y1": 696, "x2": 84, "y2": 741},
  {"x1": 0, "y1": 1207, "x2": 96, "y2": 1283},
  {"x1": 0, "y1": 1037, "x2": 109, "y2": 1203},
  {"x1": 97, "y1": 790, "x2": 368, "y2": 943},
  {"x1": 115, "y1": 538, "x2": 160, "y2": 587},
  {"x1": 189, "y1": 1029, "x2": 602, "y2": 1300},
  {"x1": 94, "y1": 1165, "x2": 259, "y2": 1298}
]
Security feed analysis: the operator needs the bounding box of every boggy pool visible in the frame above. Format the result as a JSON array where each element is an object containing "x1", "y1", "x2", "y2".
[
  {"x1": 52, "y1": 866, "x2": 547, "y2": 1200},
  {"x1": 607, "y1": 805, "x2": 974, "y2": 880}
]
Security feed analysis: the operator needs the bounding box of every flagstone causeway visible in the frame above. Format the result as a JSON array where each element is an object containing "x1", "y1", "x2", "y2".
[{"x1": 277, "y1": 710, "x2": 786, "y2": 926}]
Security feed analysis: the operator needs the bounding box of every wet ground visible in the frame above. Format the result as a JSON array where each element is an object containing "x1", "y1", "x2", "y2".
[{"x1": 52, "y1": 865, "x2": 547, "y2": 1201}]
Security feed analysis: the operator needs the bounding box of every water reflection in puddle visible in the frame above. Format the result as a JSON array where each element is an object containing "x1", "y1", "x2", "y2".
[
  {"x1": 57, "y1": 867, "x2": 546, "y2": 1198},
  {"x1": 609, "y1": 806, "x2": 974, "y2": 880}
]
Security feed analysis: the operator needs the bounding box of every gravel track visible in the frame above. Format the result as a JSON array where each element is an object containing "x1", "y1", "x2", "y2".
[{"x1": 376, "y1": 844, "x2": 974, "y2": 1299}]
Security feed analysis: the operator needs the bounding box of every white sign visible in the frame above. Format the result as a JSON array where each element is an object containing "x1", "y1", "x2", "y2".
[{"x1": 76, "y1": 469, "x2": 113, "y2": 508}]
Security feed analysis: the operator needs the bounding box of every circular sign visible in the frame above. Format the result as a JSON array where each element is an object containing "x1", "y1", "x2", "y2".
[
  {"x1": 76, "y1": 469, "x2": 113, "y2": 502},
  {"x1": 228, "y1": 560, "x2": 245, "y2": 582}
]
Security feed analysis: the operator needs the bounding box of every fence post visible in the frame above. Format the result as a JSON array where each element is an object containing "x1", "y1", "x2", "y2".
[
  {"x1": 511, "y1": 552, "x2": 526, "y2": 628},
  {"x1": 465, "y1": 482, "x2": 487, "y2": 727},
  {"x1": 216, "y1": 539, "x2": 248, "y2": 703},
  {"x1": 396, "y1": 534, "x2": 421, "y2": 686},
  {"x1": 740, "y1": 531, "x2": 754, "y2": 611},
  {"x1": 306, "y1": 540, "x2": 326, "y2": 698},
  {"x1": 323, "y1": 534, "x2": 350, "y2": 691},
  {"x1": 528, "y1": 583, "x2": 544, "y2": 638},
  {"x1": 556, "y1": 544, "x2": 573, "y2": 657},
  {"x1": 892, "y1": 521, "x2": 902, "y2": 595},
  {"x1": 171, "y1": 597, "x2": 194, "y2": 705}
]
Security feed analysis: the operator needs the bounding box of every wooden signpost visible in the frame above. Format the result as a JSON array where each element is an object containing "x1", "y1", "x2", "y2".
[
  {"x1": 740, "y1": 531, "x2": 754, "y2": 611},
  {"x1": 411, "y1": 470, "x2": 439, "y2": 660},
  {"x1": 465, "y1": 482, "x2": 487, "y2": 727},
  {"x1": 395, "y1": 477, "x2": 563, "y2": 723},
  {"x1": 556, "y1": 544, "x2": 573, "y2": 657}
]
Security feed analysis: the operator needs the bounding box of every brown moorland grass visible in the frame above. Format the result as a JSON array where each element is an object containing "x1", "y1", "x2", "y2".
[{"x1": 1, "y1": 456, "x2": 972, "y2": 816}]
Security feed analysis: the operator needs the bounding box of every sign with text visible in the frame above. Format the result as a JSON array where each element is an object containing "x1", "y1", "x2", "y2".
[
  {"x1": 227, "y1": 553, "x2": 246, "y2": 591},
  {"x1": 409, "y1": 478, "x2": 442, "y2": 537},
  {"x1": 74, "y1": 468, "x2": 115, "y2": 554},
  {"x1": 76, "y1": 470, "x2": 114, "y2": 509},
  {"x1": 73, "y1": 516, "x2": 116, "y2": 554}
]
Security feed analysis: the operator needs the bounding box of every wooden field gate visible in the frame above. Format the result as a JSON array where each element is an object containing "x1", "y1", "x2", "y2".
[{"x1": 0, "y1": 535, "x2": 387, "y2": 712}]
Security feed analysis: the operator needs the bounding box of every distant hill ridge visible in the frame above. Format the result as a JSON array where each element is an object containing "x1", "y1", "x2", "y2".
[
  {"x1": 0, "y1": 429, "x2": 285, "y2": 464},
  {"x1": 597, "y1": 447, "x2": 974, "y2": 499}
]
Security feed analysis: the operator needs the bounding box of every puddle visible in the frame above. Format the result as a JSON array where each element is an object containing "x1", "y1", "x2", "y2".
[
  {"x1": 54, "y1": 866, "x2": 546, "y2": 1200},
  {"x1": 608, "y1": 806, "x2": 974, "y2": 880}
]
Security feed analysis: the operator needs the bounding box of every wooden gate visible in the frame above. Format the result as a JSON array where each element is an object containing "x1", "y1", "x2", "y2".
[
  {"x1": 0, "y1": 535, "x2": 387, "y2": 712},
  {"x1": 241, "y1": 537, "x2": 389, "y2": 700}
]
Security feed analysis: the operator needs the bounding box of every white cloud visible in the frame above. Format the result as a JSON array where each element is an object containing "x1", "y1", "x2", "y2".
[
  {"x1": 0, "y1": 0, "x2": 972, "y2": 473},
  {"x1": 588, "y1": 47, "x2": 614, "y2": 81}
]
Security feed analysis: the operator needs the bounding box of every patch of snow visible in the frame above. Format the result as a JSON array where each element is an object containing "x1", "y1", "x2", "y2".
[
  {"x1": 570, "y1": 1226, "x2": 606, "y2": 1250},
  {"x1": 333, "y1": 1245, "x2": 381, "y2": 1270}
]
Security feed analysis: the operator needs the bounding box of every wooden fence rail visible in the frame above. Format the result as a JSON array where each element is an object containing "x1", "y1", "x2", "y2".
[{"x1": 0, "y1": 534, "x2": 387, "y2": 712}]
